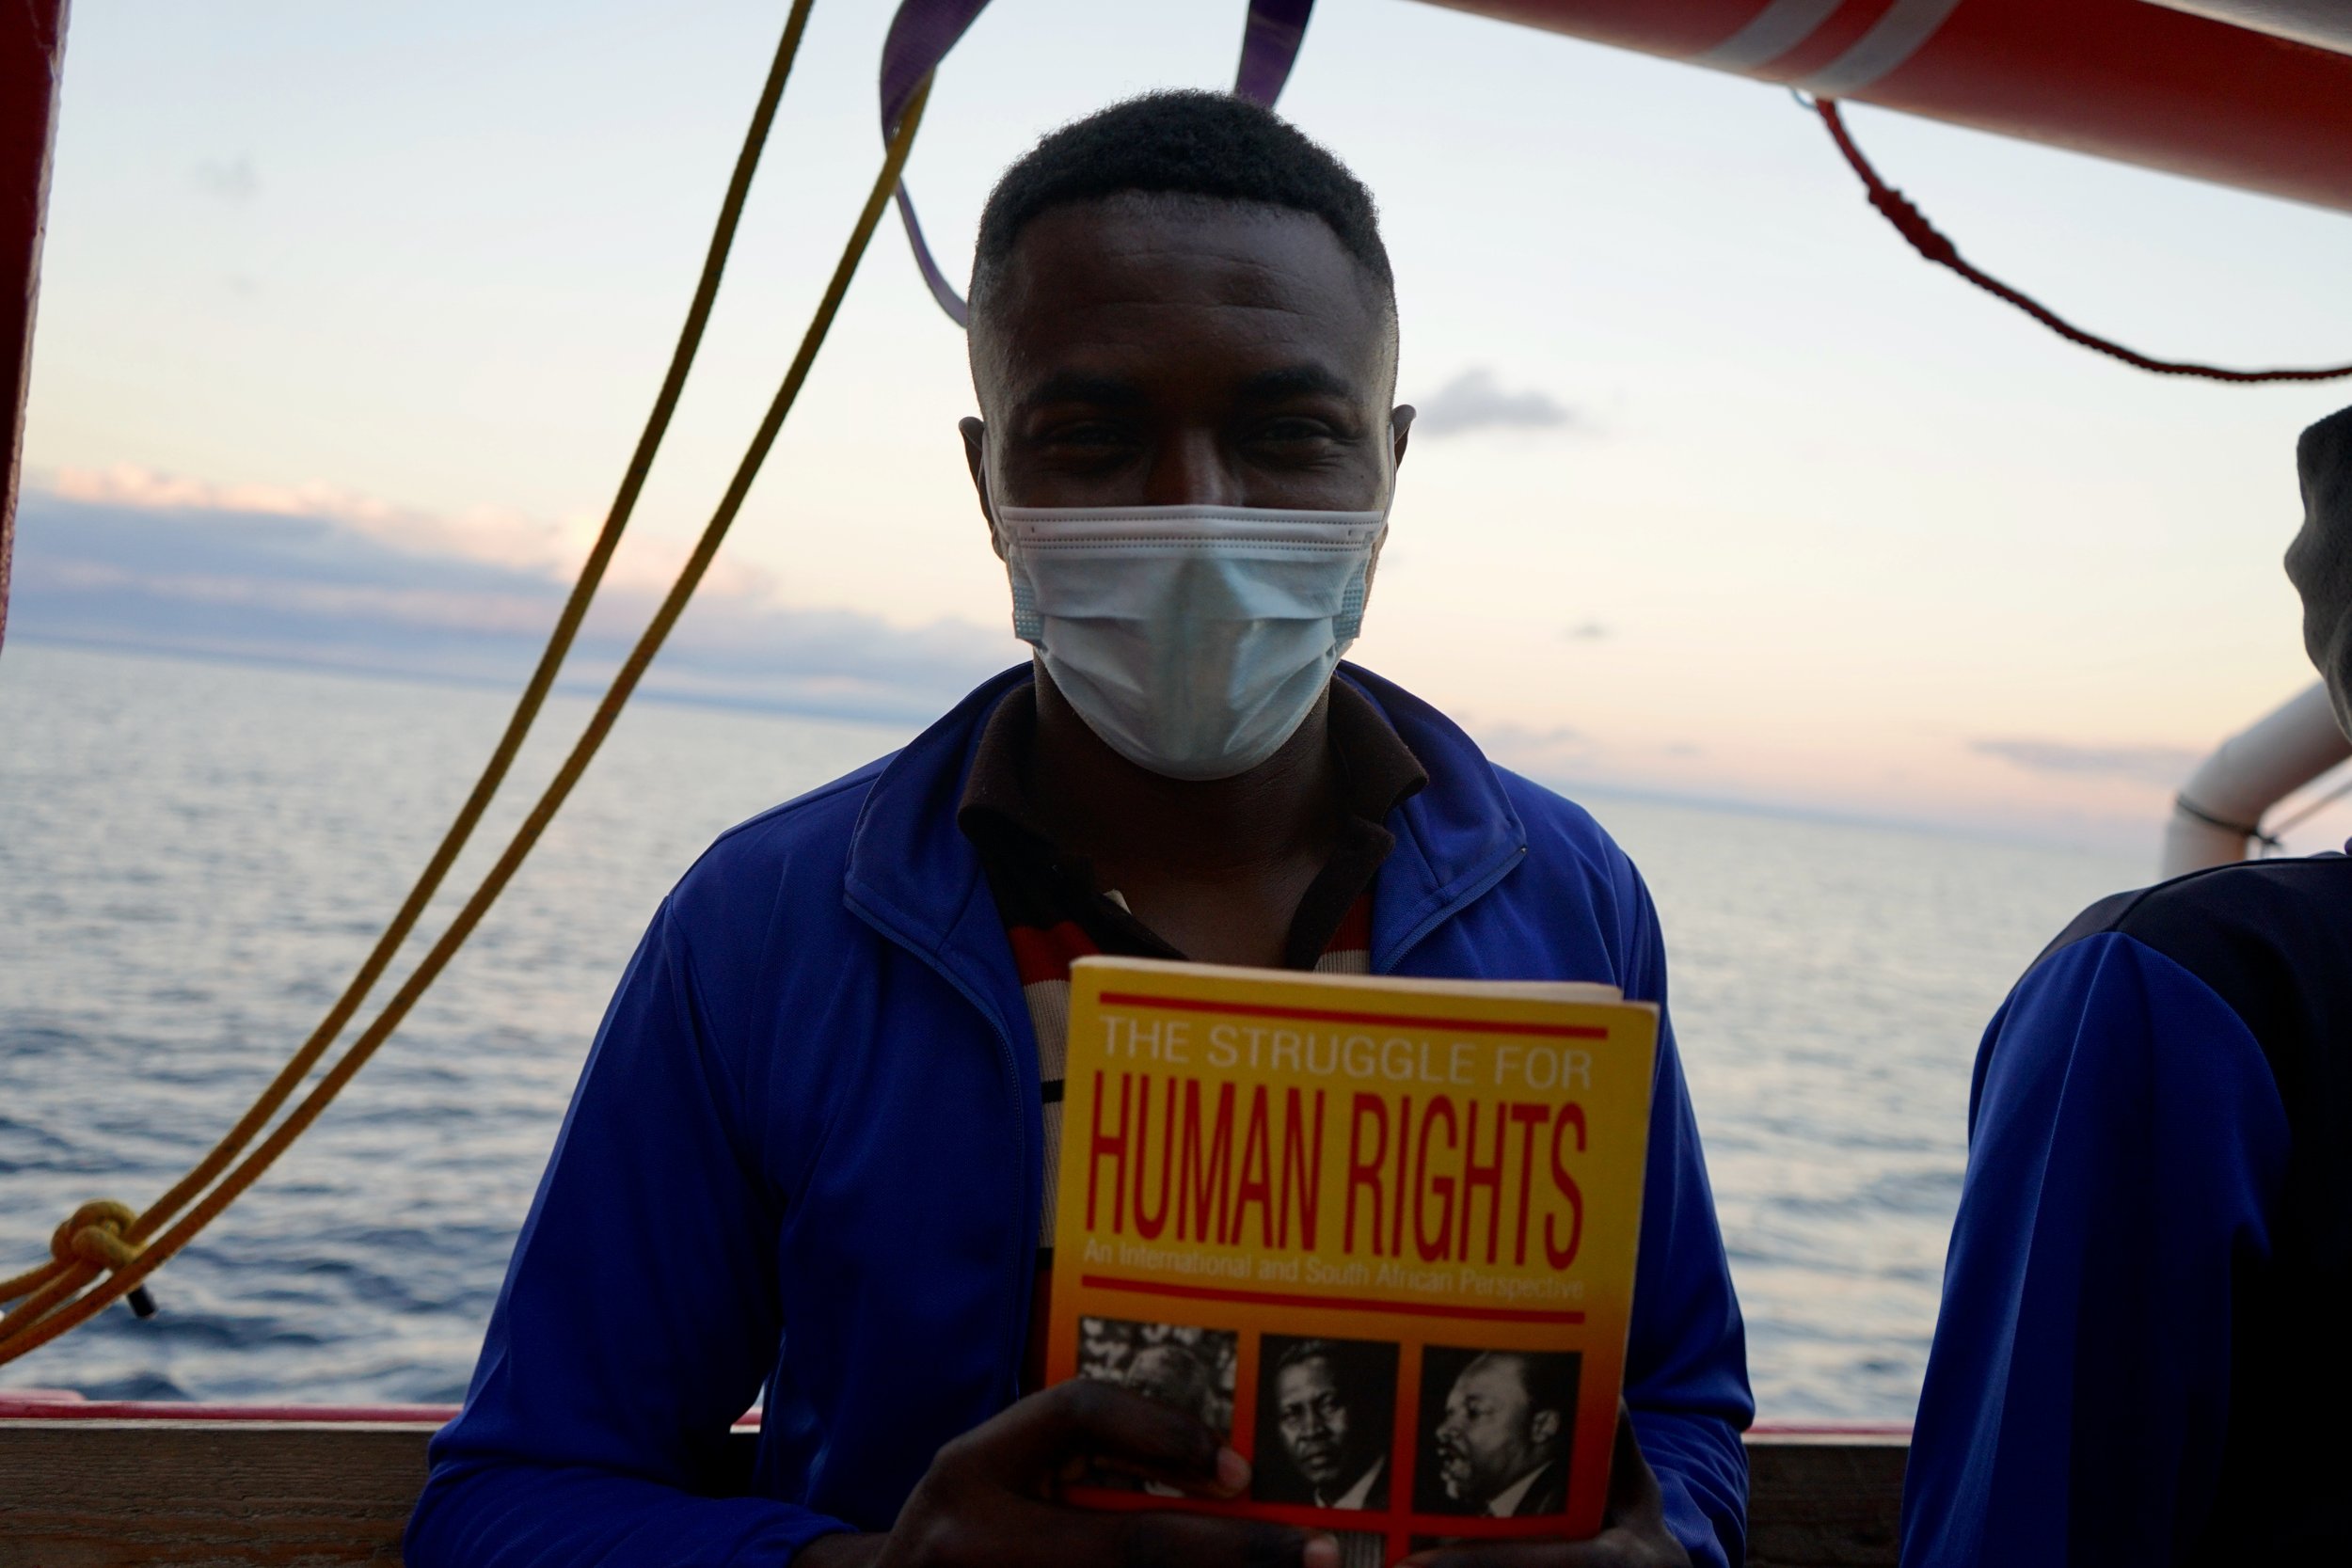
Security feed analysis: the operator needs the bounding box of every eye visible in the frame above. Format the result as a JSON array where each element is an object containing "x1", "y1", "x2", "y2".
[
  {"x1": 1023, "y1": 417, "x2": 1143, "y2": 473},
  {"x1": 1252, "y1": 417, "x2": 1338, "y2": 447},
  {"x1": 1043, "y1": 420, "x2": 1132, "y2": 448}
]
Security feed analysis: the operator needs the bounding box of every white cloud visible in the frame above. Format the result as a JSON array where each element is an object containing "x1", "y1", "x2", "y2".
[
  {"x1": 43, "y1": 464, "x2": 775, "y2": 603},
  {"x1": 1472, "y1": 721, "x2": 1594, "y2": 780},
  {"x1": 51, "y1": 464, "x2": 567, "y2": 570},
  {"x1": 193, "y1": 155, "x2": 257, "y2": 202},
  {"x1": 1971, "y1": 737, "x2": 2202, "y2": 785},
  {"x1": 11, "y1": 481, "x2": 1019, "y2": 723},
  {"x1": 1409, "y1": 368, "x2": 1576, "y2": 438}
]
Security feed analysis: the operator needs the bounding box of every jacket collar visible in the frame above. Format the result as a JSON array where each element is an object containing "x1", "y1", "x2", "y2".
[
  {"x1": 842, "y1": 662, "x2": 1528, "y2": 982},
  {"x1": 1333, "y1": 664, "x2": 1529, "y2": 966}
]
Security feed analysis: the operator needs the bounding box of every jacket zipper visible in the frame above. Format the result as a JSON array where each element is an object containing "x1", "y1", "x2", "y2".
[{"x1": 844, "y1": 891, "x2": 1036, "y2": 1404}]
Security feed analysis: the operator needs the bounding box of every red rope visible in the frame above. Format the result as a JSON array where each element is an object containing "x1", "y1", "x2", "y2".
[{"x1": 1815, "y1": 99, "x2": 2352, "y2": 384}]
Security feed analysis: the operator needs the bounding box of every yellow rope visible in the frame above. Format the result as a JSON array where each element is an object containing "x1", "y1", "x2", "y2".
[
  {"x1": 0, "y1": 1, "x2": 816, "y2": 1318},
  {"x1": 0, "y1": 1205, "x2": 132, "y2": 1340},
  {"x1": 0, "y1": 73, "x2": 932, "y2": 1365},
  {"x1": 0, "y1": 15, "x2": 925, "y2": 1357}
]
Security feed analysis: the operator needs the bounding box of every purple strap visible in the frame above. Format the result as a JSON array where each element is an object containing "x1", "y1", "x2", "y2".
[
  {"x1": 880, "y1": 0, "x2": 1317, "y2": 327},
  {"x1": 880, "y1": 0, "x2": 990, "y2": 325},
  {"x1": 1234, "y1": 0, "x2": 1314, "y2": 106}
]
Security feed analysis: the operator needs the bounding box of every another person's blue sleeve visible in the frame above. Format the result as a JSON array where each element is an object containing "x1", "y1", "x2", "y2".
[
  {"x1": 1899, "y1": 932, "x2": 2289, "y2": 1567},
  {"x1": 1620, "y1": 873, "x2": 1755, "y2": 1568},
  {"x1": 405, "y1": 902, "x2": 853, "y2": 1568}
]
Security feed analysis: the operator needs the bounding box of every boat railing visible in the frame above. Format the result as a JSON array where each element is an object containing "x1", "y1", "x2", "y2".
[{"x1": 0, "y1": 1395, "x2": 1905, "y2": 1568}]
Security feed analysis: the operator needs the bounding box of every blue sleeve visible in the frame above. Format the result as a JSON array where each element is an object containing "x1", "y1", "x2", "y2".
[
  {"x1": 1899, "y1": 932, "x2": 2288, "y2": 1568},
  {"x1": 405, "y1": 900, "x2": 851, "y2": 1567},
  {"x1": 1619, "y1": 866, "x2": 1755, "y2": 1568}
]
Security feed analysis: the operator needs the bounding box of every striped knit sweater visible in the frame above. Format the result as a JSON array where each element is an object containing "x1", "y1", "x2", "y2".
[{"x1": 955, "y1": 680, "x2": 1425, "y2": 1388}]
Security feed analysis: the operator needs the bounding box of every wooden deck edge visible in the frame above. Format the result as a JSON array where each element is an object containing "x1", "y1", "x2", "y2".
[{"x1": 0, "y1": 1421, "x2": 1906, "y2": 1567}]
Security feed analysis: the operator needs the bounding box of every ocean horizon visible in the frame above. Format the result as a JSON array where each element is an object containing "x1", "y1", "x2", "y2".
[
  {"x1": 7, "y1": 627, "x2": 2181, "y2": 860},
  {"x1": 3, "y1": 641, "x2": 2153, "y2": 1419}
]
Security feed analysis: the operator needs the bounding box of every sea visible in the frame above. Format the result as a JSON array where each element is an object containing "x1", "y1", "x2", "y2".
[{"x1": 0, "y1": 641, "x2": 2151, "y2": 1420}]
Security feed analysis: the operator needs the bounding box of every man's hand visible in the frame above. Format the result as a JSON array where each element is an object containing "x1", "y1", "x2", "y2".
[
  {"x1": 798, "y1": 1380, "x2": 1340, "y2": 1568},
  {"x1": 1401, "y1": 1406, "x2": 1691, "y2": 1568}
]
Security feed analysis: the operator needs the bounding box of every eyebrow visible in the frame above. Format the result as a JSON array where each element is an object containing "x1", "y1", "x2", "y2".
[
  {"x1": 1013, "y1": 363, "x2": 1362, "y2": 420},
  {"x1": 1013, "y1": 372, "x2": 1147, "y2": 418},
  {"x1": 1237, "y1": 364, "x2": 1357, "y2": 403}
]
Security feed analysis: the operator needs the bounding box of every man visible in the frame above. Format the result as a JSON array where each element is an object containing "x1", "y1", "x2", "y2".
[
  {"x1": 1430, "y1": 1354, "x2": 1573, "y2": 1518},
  {"x1": 1264, "y1": 1339, "x2": 1392, "y2": 1511},
  {"x1": 406, "y1": 90, "x2": 1750, "y2": 1568},
  {"x1": 1899, "y1": 403, "x2": 2352, "y2": 1565},
  {"x1": 1124, "y1": 1344, "x2": 1220, "y2": 1432}
]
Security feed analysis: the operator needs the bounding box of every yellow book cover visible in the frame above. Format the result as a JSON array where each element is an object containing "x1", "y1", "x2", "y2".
[{"x1": 1043, "y1": 956, "x2": 1660, "y2": 1564}]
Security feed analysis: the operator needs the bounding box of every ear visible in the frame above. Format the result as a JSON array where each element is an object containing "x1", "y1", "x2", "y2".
[
  {"x1": 960, "y1": 417, "x2": 1005, "y2": 560},
  {"x1": 1529, "y1": 1407, "x2": 1561, "y2": 1449}
]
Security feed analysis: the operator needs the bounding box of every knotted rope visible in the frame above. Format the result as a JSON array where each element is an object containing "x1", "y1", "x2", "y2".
[
  {"x1": 1, "y1": 6, "x2": 931, "y2": 1362},
  {"x1": 1816, "y1": 98, "x2": 2352, "y2": 384},
  {"x1": 48, "y1": 1205, "x2": 152, "y2": 1317}
]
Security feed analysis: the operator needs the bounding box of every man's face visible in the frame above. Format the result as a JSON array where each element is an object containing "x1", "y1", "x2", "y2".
[
  {"x1": 1433, "y1": 1355, "x2": 1555, "y2": 1504},
  {"x1": 1275, "y1": 1355, "x2": 1365, "y2": 1490},
  {"x1": 963, "y1": 194, "x2": 1408, "y2": 525}
]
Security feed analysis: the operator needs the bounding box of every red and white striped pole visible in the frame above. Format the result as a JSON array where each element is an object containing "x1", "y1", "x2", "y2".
[
  {"x1": 0, "y1": 0, "x2": 70, "y2": 657},
  {"x1": 1420, "y1": 0, "x2": 2352, "y2": 215}
]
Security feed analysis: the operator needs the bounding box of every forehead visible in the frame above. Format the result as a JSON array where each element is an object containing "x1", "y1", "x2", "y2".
[
  {"x1": 1454, "y1": 1363, "x2": 1525, "y2": 1404},
  {"x1": 1278, "y1": 1356, "x2": 1338, "y2": 1392},
  {"x1": 971, "y1": 195, "x2": 1393, "y2": 407}
]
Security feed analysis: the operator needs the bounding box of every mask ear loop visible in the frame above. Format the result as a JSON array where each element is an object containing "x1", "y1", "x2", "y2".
[
  {"x1": 1009, "y1": 562, "x2": 1042, "y2": 644},
  {"x1": 1343, "y1": 436, "x2": 1403, "y2": 641},
  {"x1": 984, "y1": 481, "x2": 1044, "y2": 644},
  {"x1": 1334, "y1": 568, "x2": 1369, "y2": 642}
]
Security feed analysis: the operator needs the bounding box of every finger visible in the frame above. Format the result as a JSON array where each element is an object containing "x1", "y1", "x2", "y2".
[
  {"x1": 1046, "y1": 1380, "x2": 1248, "y2": 1495},
  {"x1": 952, "y1": 1379, "x2": 1235, "y2": 1493},
  {"x1": 1108, "y1": 1511, "x2": 1340, "y2": 1568},
  {"x1": 961, "y1": 1496, "x2": 1336, "y2": 1568},
  {"x1": 1074, "y1": 1446, "x2": 1254, "y2": 1498},
  {"x1": 1400, "y1": 1539, "x2": 1597, "y2": 1568}
]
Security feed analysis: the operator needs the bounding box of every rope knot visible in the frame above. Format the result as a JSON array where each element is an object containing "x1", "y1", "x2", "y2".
[
  {"x1": 1869, "y1": 186, "x2": 1961, "y2": 267},
  {"x1": 1811, "y1": 92, "x2": 2352, "y2": 384},
  {"x1": 48, "y1": 1202, "x2": 159, "y2": 1317}
]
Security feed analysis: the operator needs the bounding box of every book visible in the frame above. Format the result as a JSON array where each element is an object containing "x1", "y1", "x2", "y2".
[{"x1": 1042, "y1": 956, "x2": 1660, "y2": 1564}]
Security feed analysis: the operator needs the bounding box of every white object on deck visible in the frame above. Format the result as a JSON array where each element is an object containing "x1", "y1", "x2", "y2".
[{"x1": 2160, "y1": 681, "x2": 2352, "y2": 878}]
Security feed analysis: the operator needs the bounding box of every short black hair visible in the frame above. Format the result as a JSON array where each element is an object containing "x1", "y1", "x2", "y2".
[
  {"x1": 1490, "y1": 1352, "x2": 1578, "y2": 1424},
  {"x1": 1269, "y1": 1337, "x2": 1393, "y2": 1417},
  {"x1": 1274, "y1": 1338, "x2": 1363, "y2": 1388},
  {"x1": 970, "y1": 89, "x2": 1393, "y2": 317}
]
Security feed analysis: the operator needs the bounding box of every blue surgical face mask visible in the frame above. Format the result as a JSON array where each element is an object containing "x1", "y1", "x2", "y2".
[{"x1": 995, "y1": 503, "x2": 1389, "y2": 781}]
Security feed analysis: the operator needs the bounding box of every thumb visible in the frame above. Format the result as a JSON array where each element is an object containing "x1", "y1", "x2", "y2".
[{"x1": 1603, "y1": 1402, "x2": 1667, "y2": 1527}]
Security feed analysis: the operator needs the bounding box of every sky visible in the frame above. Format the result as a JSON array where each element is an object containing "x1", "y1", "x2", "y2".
[{"x1": 13, "y1": 0, "x2": 2352, "y2": 856}]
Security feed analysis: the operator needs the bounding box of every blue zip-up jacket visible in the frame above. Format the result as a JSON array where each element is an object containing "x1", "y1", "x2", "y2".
[
  {"x1": 405, "y1": 666, "x2": 1753, "y2": 1567},
  {"x1": 1901, "y1": 847, "x2": 2352, "y2": 1565}
]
